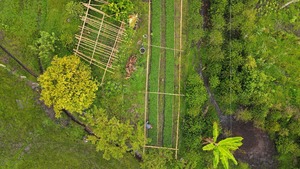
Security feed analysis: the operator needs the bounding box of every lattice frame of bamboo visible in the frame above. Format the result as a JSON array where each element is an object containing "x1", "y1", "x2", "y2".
[{"x1": 74, "y1": 0, "x2": 125, "y2": 84}]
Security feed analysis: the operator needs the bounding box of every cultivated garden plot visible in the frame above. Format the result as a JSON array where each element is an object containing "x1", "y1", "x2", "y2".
[{"x1": 144, "y1": 0, "x2": 183, "y2": 158}]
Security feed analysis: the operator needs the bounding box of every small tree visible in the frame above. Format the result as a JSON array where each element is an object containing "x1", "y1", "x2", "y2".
[
  {"x1": 38, "y1": 55, "x2": 98, "y2": 117},
  {"x1": 29, "y1": 31, "x2": 57, "y2": 68},
  {"x1": 85, "y1": 106, "x2": 144, "y2": 160},
  {"x1": 202, "y1": 122, "x2": 243, "y2": 169}
]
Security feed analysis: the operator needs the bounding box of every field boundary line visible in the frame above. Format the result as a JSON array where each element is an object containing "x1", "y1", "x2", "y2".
[
  {"x1": 143, "y1": 0, "x2": 152, "y2": 154},
  {"x1": 144, "y1": 145, "x2": 178, "y2": 150},
  {"x1": 175, "y1": 0, "x2": 183, "y2": 159}
]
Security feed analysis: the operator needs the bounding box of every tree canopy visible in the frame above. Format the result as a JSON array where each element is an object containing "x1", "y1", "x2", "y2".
[
  {"x1": 84, "y1": 106, "x2": 144, "y2": 160},
  {"x1": 38, "y1": 55, "x2": 98, "y2": 117}
]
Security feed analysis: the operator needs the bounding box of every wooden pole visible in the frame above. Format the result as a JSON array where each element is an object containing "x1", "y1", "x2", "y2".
[
  {"x1": 175, "y1": 0, "x2": 183, "y2": 160},
  {"x1": 90, "y1": 15, "x2": 105, "y2": 64},
  {"x1": 100, "y1": 22, "x2": 124, "y2": 84},
  {"x1": 75, "y1": 0, "x2": 91, "y2": 57},
  {"x1": 143, "y1": 0, "x2": 151, "y2": 154},
  {"x1": 144, "y1": 145, "x2": 177, "y2": 151}
]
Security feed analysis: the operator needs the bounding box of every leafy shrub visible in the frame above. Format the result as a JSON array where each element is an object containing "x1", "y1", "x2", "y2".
[{"x1": 38, "y1": 55, "x2": 98, "y2": 117}]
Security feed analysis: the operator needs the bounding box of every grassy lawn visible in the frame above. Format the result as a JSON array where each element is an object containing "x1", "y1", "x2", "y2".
[
  {"x1": 0, "y1": 0, "x2": 80, "y2": 75},
  {"x1": 0, "y1": 68, "x2": 139, "y2": 168}
]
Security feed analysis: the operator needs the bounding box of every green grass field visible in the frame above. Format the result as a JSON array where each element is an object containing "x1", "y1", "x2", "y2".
[
  {"x1": 0, "y1": 68, "x2": 139, "y2": 168},
  {"x1": 0, "y1": 0, "x2": 80, "y2": 75}
]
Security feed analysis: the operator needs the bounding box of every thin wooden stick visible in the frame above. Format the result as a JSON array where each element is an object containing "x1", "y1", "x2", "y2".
[
  {"x1": 150, "y1": 44, "x2": 184, "y2": 52},
  {"x1": 76, "y1": 36, "x2": 110, "y2": 56},
  {"x1": 87, "y1": 14, "x2": 125, "y2": 32},
  {"x1": 79, "y1": 43, "x2": 118, "y2": 61},
  {"x1": 144, "y1": 0, "x2": 152, "y2": 154},
  {"x1": 83, "y1": 26, "x2": 120, "y2": 44},
  {"x1": 147, "y1": 91, "x2": 184, "y2": 96},
  {"x1": 175, "y1": 0, "x2": 183, "y2": 160},
  {"x1": 90, "y1": 15, "x2": 105, "y2": 64},
  {"x1": 74, "y1": 50, "x2": 115, "y2": 72},
  {"x1": 76, "y1": 35, "x2": 118, "y2": 53},
  {"x1": 281, "y1": 0, "x2": 300, "y2": 9},
  {"x1": 83, "y1": 3, "x2": 107, "y2": 17},
  {"x1": 84, "y1": 16, "x2": 121, "y2": 34},
  {"x1": 78, "y1": 35, "x2": 112, "y2": 55},
  {"x1": 75, "y1": 0, "x2": 91, "y2": 57},
  {"x1": 100, "y1": 22, "x2": 124, "y2": 84},
  {"x1": 81, "y1": 24, "x2": 121, "y2": 44},
  {"x1": 144, "y1": 145, "x2": 177, "y2": 151}
]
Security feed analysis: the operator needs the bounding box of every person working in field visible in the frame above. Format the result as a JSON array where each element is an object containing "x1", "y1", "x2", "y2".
[{"x1": 146, "y1": 121, "x2": 153, "y2": 129}]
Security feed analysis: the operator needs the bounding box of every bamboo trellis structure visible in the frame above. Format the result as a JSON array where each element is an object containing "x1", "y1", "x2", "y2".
[{"x1": 74, "y1": 0, "x2": 125, "y2": 84}]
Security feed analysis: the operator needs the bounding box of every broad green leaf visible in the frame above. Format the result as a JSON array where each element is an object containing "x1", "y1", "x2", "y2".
[
  {"x1": 220, "y1": 154, "x2": 229, "y2": 169},
  {"x1": 213, "y1": 122, "x2": 219, "y2": 142},
  {"x1": 219, "y1": 146, "x2": 238, "y2": 165},
  {"x1": 218, "y1": 137, "x2": 243, "y2": 150},
  {"x1": 213, "y1": 149, "x2": 220, "y2": 168},
  {"x1": 202, "y1": 143, "x2": 215, "y2": 151}
]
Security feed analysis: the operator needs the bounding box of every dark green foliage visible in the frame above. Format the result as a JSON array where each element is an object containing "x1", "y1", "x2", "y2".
[
  {"x1": 29, "y1": 31, "x2": 57, "y2": 68},
  {"x1": 101, "y1": 0, "x2": 134, "y2": 21},
  {"x1": 185, "y1": 73, "x2": 208, "y2": 116},
  {"x1": 84, "y1": 106, "x2": 144, "y2": 160},
  {"x1": 140, "y1": 149, "x2": 173, "y2": 169},
  {"x1": 199, "y1": 0, "x2": 300, "y2": 167}
]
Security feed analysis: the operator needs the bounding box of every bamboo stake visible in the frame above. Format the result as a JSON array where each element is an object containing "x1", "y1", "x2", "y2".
[
  {"x1": 101, "y1": 22, "x2": 124, "y2": 84},
  {"x1": 76, "y1": 35, "x2": 118, "y2": 53},
  {"x1": 83, "y1": 16, "x2": 121, "y2": 34},
  {"x1": 84, "y1": 26, "x2": 122, "y2": 45},
  {"x1": 87, "y1": 14, "x2": 125, "y2": 32},
  {"x1": 77, "y1": 33, "x2": 114, "y2": 54},
  {"x1": 74, "y1": 50, "x2": 107, "y2": 68},
  {"x1": 74, "y1": 50, "x2": 114, "y2": 73},
  {"x1": 144, "y1": 145, "x2": 177, "y2": 151},
  {"x1": 175, "y1": 0, "x2": 183, "y2": 160},
  {"x1": 78, "y1": 44, "x2": 118, "y2": 63},
  {"x1": 143, "y1": 0, "x2": 151, "y2": 154},
  {"x1": 281, "y1": 0, "x2": 300, "y2": 9},
  {"x1": 82, "y1": 3, "x2": 107, "y2": 17},
  {"x1": 81, "y1": 25, "x2": 124, "y2": 43},
  {"x1": 90, "y1": 15, "x2": 105, "y2": 64},
  {"x1": 75, "y1": 0, "x2": 91, "y2": 57},
  {"x1": 77, "y1": 37, "x2": 118, "y2": 60}
]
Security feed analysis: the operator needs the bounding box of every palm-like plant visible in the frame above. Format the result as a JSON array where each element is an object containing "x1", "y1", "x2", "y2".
[{"x1": 202, "y1": 122, "x2": 243, "y2": 169}]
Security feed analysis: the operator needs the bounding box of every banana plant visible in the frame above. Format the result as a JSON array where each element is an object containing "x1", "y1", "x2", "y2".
[{"x1": 202, "y1": 122, "x2": 243, "y2": 169}]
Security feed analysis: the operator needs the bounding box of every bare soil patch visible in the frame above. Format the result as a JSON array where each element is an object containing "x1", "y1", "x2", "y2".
[{"x1": 229, "y1": 120, "x2": 278, "y2": 169}]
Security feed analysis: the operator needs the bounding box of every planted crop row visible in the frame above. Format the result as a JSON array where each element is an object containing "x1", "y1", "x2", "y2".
[
  {"x1": 163, "y1": 0, "x2": 175, "y2": 146},
  {"x1": 148, "y1": 0, "x2": 162, "y2": 144}
]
